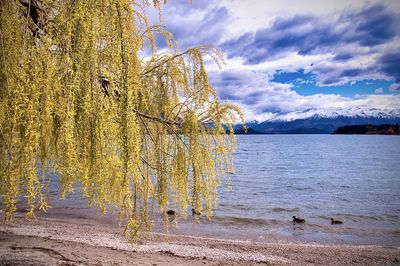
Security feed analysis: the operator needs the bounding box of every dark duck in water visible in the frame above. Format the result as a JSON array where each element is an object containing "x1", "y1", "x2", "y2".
[
  {"x1": 292, "y1": 216, "x2": 305, "y2": 223},
  {"x1": 330, "y1": 218, "x2": 343, "y2": 224}
]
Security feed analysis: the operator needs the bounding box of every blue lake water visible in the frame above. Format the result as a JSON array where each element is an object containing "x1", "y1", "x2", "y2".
[
  {"x1": 208, "y1": 135, "x2": 400, "y2": 245},
  {"x1": 27, "y1": 135, "x2": 400, "y2": 246}
]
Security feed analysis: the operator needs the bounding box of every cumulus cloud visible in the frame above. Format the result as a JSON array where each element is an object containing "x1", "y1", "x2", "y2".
[
  {"x1": 222, "y1": 4, "x2": 400, "y2": 86},
  {"x1": 210, "y1": 69, "x2": 400, "y2": 121},
  {"x1": 378, "y1": 52, "x2": 400, "y2": 83},
  {"x1": 153, "y1": 1, "x2": 228, "y2": 50},
  {"x1": 223, "y1": 5, "x2": 399, "y2": 61},
  {"x1": 155, "y1": 1, "x2": 400, "y2": 121},
  {"x1": 389, "y1": 83, "x2": 400, "y2": 91}
]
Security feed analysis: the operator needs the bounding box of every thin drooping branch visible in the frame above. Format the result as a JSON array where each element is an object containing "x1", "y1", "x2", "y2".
[
  {"x1": 133, "y1": 108, "x2": 182, "y2": 126},
  {"x1": 166, "y1": 123, "x2": 190, "y2": 151},
  {"x1": 140, "y1": 156, "x2": 156, "y2": 170},
  {"x1": 141, "y1": 50, "x2": 188, "y2": 76}
]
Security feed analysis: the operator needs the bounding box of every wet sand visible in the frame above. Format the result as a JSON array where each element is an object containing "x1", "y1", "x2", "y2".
[{"x1": 0, "y1": 217, "x2": 399, "y2": 265}]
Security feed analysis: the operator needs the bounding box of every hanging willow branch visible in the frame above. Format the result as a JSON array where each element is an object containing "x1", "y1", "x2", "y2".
[{"x1": 0, "y1": 0, "x2": 244, "y2": 240}]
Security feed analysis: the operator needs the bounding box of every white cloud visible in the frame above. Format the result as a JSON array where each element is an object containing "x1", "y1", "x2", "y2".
[
  {"x1": 154, "y1": 1, "x2": 400, "y2": 121},
  {"x1": 389, "y1": 83, "x2": 400, "y2": 91},
  {"x1": 241, "y1": 92, "x2": 400, "y2": 121},
  {"x1": 219, "y1": 0, "x2": 400, "y2": 37},
  {"x1": 211, "y1": 69, "x2": 400, "y2": 121}
]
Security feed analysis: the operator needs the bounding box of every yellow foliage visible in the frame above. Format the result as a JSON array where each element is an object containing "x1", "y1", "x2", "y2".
[{"x1": 0, "y1": 0, "x2": 244, "y2": 239}]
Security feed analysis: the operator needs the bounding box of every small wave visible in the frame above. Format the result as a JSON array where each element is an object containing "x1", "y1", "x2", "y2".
[
  {"x1": 317, "y1": 215, "x2": 332, "y2": 220},
  {"x1": 383, "y1": 214, "x2": 400, "y2": 221},
  {"x1": 222, "y1": 204, "x2": 251, "y2": 211},
  {"x1": 305, "y1": 204, "x2": 319, "y2": 210},
  {"x1": 392, "y1": 230, "x2": 400, "y2": 236},
  {"x1": 340, "y1": 213, "x2": 385, "y2": 222},
  {"x1": 318, "y1": 213, "x2": 389, "y2": 223},
  {"x1": 271, "y1": 207, "x2": 300, "y2": 213},
  {"x1": 52, "y1": 206, "x2": 90, "y2": 210},
  {"x1": 338, "y1": 197, "x2": 351, "y2": 203},
  {"x1": 214, "y1": 216, "x2": 269, "y2": 227},
  {"x1": 296, "y1": 187, "x2": 312, "y2": 191},
  {"x1": 236, "y1": 205, "x2": 251, "y2": 211}
]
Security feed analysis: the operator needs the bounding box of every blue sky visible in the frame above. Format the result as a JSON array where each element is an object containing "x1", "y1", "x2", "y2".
[
  {"x1": 148, "y1": 0, "x2": 400, "y2": 121},
  {"x1": 272, "y1": 70, "x2": 393, "y2": 97}
]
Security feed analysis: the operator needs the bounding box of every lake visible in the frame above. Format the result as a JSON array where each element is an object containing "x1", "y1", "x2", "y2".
[{"x1": 37, "y1": 135, "x2": 400, "y2": 246}]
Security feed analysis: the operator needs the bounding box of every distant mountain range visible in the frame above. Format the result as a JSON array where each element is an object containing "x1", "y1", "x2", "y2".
[
  {"x1": 261, "y1": 107, "x2": 400, "y2": 122},
  {"x1": 235, "y1": 109, "x2": 400, "y2": 134}
]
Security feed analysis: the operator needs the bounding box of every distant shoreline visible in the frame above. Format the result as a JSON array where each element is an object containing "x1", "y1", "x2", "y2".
[
  {"x1": 233, "y1": 123, "x2": 400, "y2": 135},
  {"x1": 332, "y1": 124, "x2": 400, "y2": 135}
]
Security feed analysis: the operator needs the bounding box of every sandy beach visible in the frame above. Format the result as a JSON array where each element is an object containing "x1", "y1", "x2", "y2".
[{"x1": 0, "y1": 217, "x2": 399, "y2": 266}]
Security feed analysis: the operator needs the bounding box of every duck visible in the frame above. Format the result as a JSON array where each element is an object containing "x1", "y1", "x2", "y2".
[
  {"x1": 192, "y1": 208, "x2": 202, "y2": 215},
  {"x1": 166, "y1": 210, "x2": 175, "y2": 215},
  {"x1": 330, "y1": 218, "x2": 343, "y2": 224},
  {"x1": 292, "y1": 216, "x2": 305, "y2": 223}
]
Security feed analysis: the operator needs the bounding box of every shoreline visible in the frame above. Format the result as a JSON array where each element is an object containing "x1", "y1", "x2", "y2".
[{"x1": 1, "y1": 217, "x2": 399, "y2": 265}]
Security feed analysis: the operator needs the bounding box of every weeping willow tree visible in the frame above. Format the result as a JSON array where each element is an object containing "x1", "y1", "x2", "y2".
[{"x1": 0, "y1": 0, "x2": 243, "y2": 239}]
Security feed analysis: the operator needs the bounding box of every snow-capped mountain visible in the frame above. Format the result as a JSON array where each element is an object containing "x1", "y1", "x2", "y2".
[
  {"x1": 236, "y1": 107, "x2": 400, "y2": 134},
  {"x1": 265, "y1": 107, "x2": 400, "y2": 122}
]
